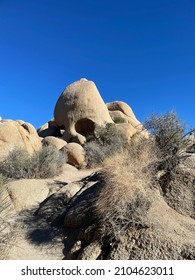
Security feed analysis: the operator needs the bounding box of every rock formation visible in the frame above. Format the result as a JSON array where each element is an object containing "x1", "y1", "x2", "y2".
[
  {"x1": 0, "y1": 78, "x2": 194, "y2": 260},
  {"x1": 54, "y1": 78, "x2": 113, "y2": 144},
  {"x1": 0, "y1": 120, "x2": 42, "y2": 161}
]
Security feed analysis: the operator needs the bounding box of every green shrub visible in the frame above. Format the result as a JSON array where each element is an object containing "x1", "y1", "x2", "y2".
[
  {"x1": 113, "y1": 116, "x2": 126, "y2": 124},
  {"x1": 84, "y1": 123, "x2": 126, "y2": 167},
  {"x1": 0, "y1": 145, "x2": 66, "y2": 180}
]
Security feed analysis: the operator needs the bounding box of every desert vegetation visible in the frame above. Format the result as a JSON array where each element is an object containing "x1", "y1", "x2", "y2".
[
  {"x1": 0, "y1": 174, "x2": 12, "y2": 258},
  {"x1": 84, "y1": 123, "x2": 127, "y2": 167},
  {"x1": 94, "y1": 112, "x2": 195, "y2": 246},
  {"x1": 0, "y1": 145, "x2": 66, "y2": 181},
  {"x1": 113, "y1": 116, "x2": 126, "y2": 124}
]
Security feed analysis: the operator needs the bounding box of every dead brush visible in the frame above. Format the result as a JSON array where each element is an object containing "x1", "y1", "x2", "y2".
[
  {"x1": 144, "y1": 112, "x2": 195, "y2": 194},
  {"x1": 0, "y1": 175, "x2": 13, "y2": 259},
  {"x1": 95, "y1": 139, "x2": 157, "y2": 242}
]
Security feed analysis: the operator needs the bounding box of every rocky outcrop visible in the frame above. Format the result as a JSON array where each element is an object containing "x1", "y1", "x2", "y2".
[
  {"x1": 54, "y1": 78, "x2": 113, "y2": 144},
  {"x1": 107, "y1": 101, "x2": 148, "y2": 138},
  {"x1": 0, "y1": 120, "x2": 42, "y2": 161},
  {"x1": 37, "y1": 119, "x2": 61, "y2": 138},
  {"x1": 5, "y1": 179, "x2": 49, "y2": 211},
  {"x1": 42, "y1": 136, "x2": 67, "y2": 150}
]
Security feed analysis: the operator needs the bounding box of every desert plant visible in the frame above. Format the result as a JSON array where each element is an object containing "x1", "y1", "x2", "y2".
[
  {"x1": 95, "y1": 139, "x2": 157, "y2": 242},
  {"x1": 143, "y1": 112, "x2": 195, "y2": 199},
  {"x1": 144, "y1": 112, "x2": 186, "y2": 156},
  {"x1": 113, "y1": 116, "x2": 126, "y2": 124},
  {"x1": 30, "y1": 145, "x2": 66, "y2": 178},
  {"x1": 0, "y1": 174, "x2": 11, "y2": 258},
  {"x1": 84, "y1": 123, "x2": 127, "y2": 167},
  {"x1": 0, "y1": 145, "x2": 66, "y2": 181},
  {"x1": 0, "y1": 148, "x2": 31, "y2": 180}
]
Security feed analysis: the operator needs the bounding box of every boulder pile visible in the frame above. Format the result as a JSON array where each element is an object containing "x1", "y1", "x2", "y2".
[
  {"x1": 1, "y1": 78, "x2": 194, "y2": 260},
  {"x1": 0, "y1": 78, "x2": 146, "y2": 168}
]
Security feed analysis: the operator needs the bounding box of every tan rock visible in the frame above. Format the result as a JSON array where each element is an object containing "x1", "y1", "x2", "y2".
[
  {"x1": 42, "y1": 136, "x2": 67, "y2": 150},
  {"x1": 109, "y1": 110, "x2": 128, "y2": 123},
  {"x1": 37, "y1": 122, "x2": 48, "y2": 133},
  {"x1": 54, "y1": 78, "x2": 113, "y2": 144},
  {"x1": 37, "y1": 119, "x2": 60, "y2": 137},
  {"x1": 116, "y1": 123, "x2": 138, "y2": 140},
  {"x1": 107, "y1": 100, "x2": 137, "y2": 118},
  {"x1": 61, "y1": 143, "x2": 86, "y2": 168},
  {"x1": 37, "y1": 119, "x2": 56, "y2": 131},
  {"x1": 107, "y1": 101, "x2": 141, "y2": 128},
  {"x1": 107, "y1": 101, "x2": 149, "y2": 139},
  {"x1": 59, "y1": 182, "x2": 82, "y2": 199},
  {"x1": 0, "y1": 120, "x2": 42, "y2": 161},
  {"x1": 6, "y1": 179, "x2": 49, "y2": 210}
]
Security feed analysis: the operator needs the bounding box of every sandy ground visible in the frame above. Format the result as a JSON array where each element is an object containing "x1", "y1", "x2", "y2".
[{"x1": 1, "y1": 165, "x2": 97, "y2": 260}]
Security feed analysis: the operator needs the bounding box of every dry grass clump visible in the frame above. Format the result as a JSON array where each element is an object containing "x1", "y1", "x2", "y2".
[
  {"x1": 143, "y1": 112, "x2": 195, "y2": 194},
  {"x1": 95, "y1": 112, "x2": 195, "y2": 244},
  {"x1": 0, "y1": 145, "x2": 66, "y2": 181},
  {"x1": 95, "y1": 139, "x2": 157, "y2": 241},
  {"x1": 84, "y1": 123, "x2": 126, "y2": 167},
  {"x1": 0, "y1": 175, "x2": 12, "y2": 259}
]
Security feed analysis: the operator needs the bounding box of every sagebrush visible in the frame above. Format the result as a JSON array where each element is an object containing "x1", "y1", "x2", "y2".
[
  {"x1": 84, "y1": 123, "x2": 127, "y2": 167},
  {"x1": 95, "y1": 138, "x2": 156, "y2": 241},
  {"x1": 95, "y1": 112, "x2": 194, "y2": 243},
  {"x1": 0, "y1": 145, "x2": 66, "y2": 180}
]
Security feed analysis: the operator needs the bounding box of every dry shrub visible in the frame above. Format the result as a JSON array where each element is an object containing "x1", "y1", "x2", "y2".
[
  {"x1": 0, "y1": 145, "x2": 66, "y2": 181},
  {"x1": 143, "y1": 112, "x2": 195, "y2": 193},
  {"x1": 95, "y1": 139, "x2": 157, "y2": 241},
  {"x1": 144, "y1": 112, "x2": 186, "y2": 156},
  {"x1": 30, "y1": 145, "x2": 66, "y2": 178},
  {"x1": 0, "y1": 175, "x2": 12, "y2": 258}
]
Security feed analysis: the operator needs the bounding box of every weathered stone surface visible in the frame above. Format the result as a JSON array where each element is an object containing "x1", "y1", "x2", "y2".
[
  {"x1": 63, "y1": 180, "x2": 101, "y2": 228},
  {"x1": 0, "y1": 120, "x2": 42, "y2": 161},
  {"x1": 109, "y1": 110, "x2": 128, "y2": 123},
  {"x1": 116, "y1": 123, "x2": 138, "y2": 140},
  {"x1": 54, "y1": 78, "x2": 113, "y2": 144},
  {"x1": 42, "y1": 136, "x2": 67, "y2": 150},
  {"x1": 38, "y1": 126, "x2": 61, "y2": 138},
  {"x1": 6, "y1": 179, "x2": 49, "y2": 210},
  {"x1": 107, "y1": 101, "x2": 142, "y2": 129},
  {"x1": 61, "y1": 143, "x2": 86, "y2": 168}
]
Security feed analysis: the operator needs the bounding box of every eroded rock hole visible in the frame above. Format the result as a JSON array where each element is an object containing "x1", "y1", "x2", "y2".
[{"x1": 75, "y1": 119, "x2": 95, "y2": 136}]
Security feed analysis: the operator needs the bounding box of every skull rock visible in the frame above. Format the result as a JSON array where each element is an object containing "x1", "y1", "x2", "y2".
[{"x1": 54, "y1": 78, "x2": 113, "y2": 144}]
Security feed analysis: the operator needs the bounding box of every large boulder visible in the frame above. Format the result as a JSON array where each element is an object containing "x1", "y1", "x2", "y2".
[
  {"x1": 5, "y1": 179, "x2": 49, "y2": 211},
  {"x1": 0, "y1": 120, "x2": 42, "y2": 161},
  {"x1": 61, "y1": 143, "x2": 86, "y2": 168},
  {"x1": 42, "y1": 136, "x2": 67, "y2": 150},
  {"x1": 107, "y1": 101, "x2": 148, "y2": 138},
  {"x1": 115, "y1": 123, "x2": 138, "y2": 140},
  {"x1": 107, "y1": 101, "x2": 142, "y2": 128},
  {"x1": 54, "y1": 78, "x2": 113, "y2": 144},
  {"x1": 37, "y1": 120, "x2": 62, "y2": 138}
]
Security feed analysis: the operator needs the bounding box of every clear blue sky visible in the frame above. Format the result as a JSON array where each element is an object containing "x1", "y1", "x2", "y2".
[{"x1": 0, "y1": 0, "x2": 195, "y2": 129}]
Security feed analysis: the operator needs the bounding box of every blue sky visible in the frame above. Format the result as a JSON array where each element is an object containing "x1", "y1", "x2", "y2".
[{"x1": 0, "y1": 0, "x2": 195, "y2": 129}]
